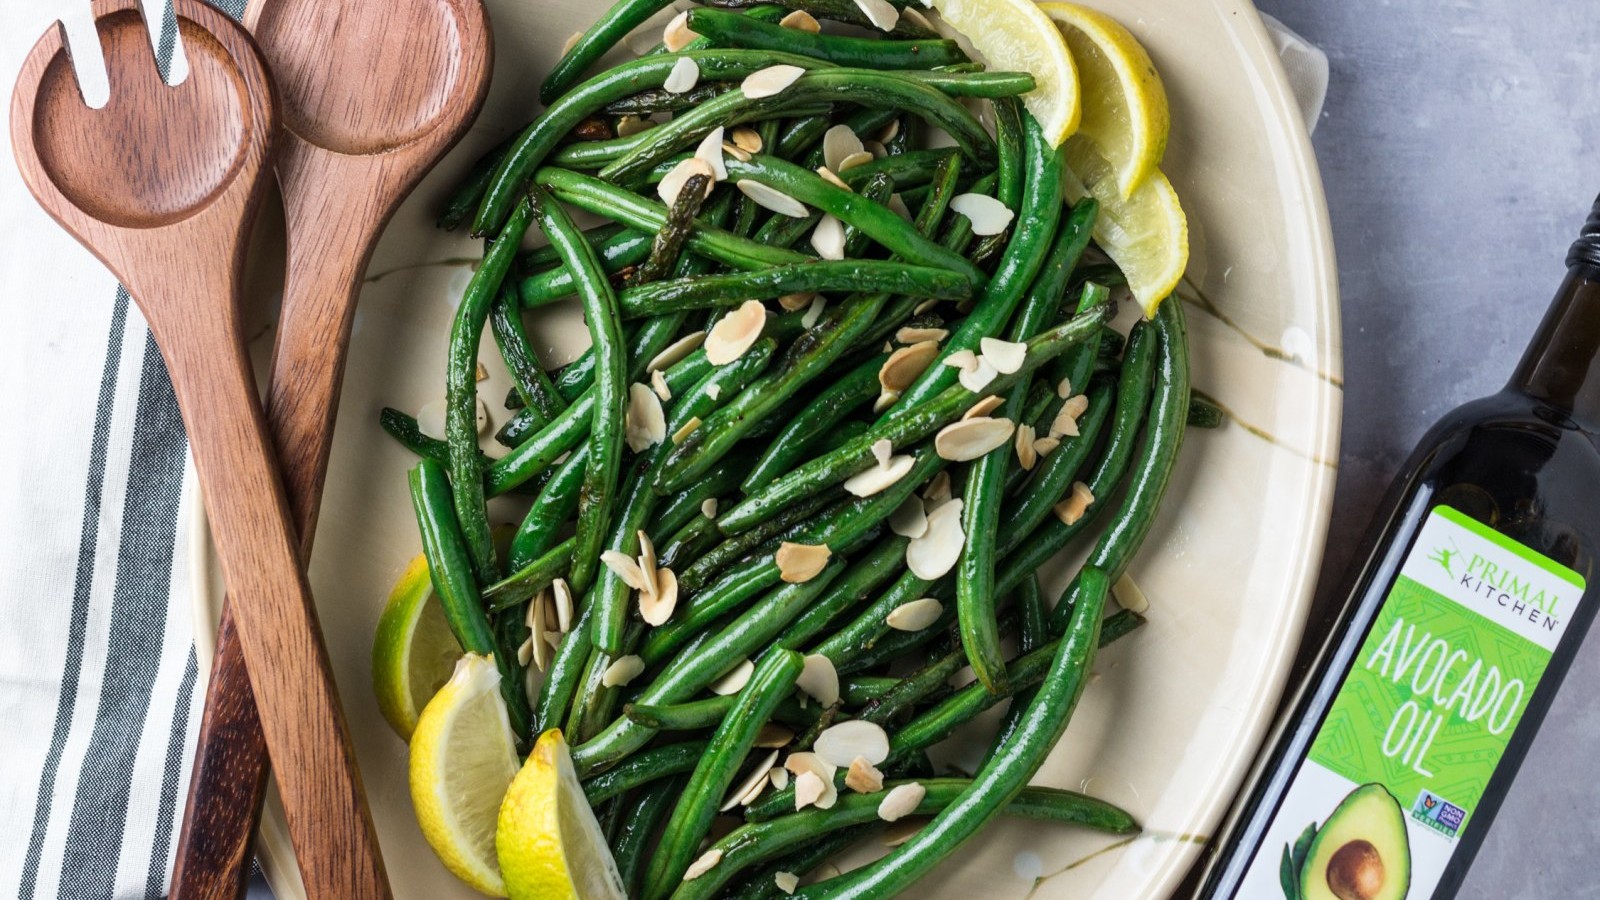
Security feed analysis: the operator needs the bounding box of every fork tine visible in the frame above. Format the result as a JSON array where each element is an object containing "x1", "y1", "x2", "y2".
[
  {"x1": 135, "y1": 0, "x2": 191, "y2": 86},
  {"x1": 55, "y1": 6, "x2": 110, "y2": 109}
]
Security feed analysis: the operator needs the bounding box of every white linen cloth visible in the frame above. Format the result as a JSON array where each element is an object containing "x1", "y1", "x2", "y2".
[{"x1": 0, "y1": 2, "x2": 1326, "y2": 897}]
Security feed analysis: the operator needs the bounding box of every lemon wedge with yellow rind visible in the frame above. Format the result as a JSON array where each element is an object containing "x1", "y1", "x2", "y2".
[
  {"x1": 410, "y1": 654, "x2": 520, "y2": 896},
  {"x1": 497, "y1": 730, "x2": 626, "y2": 900},
  {"x1": 928, "y1": 0, "x2": 1080, "y2": 146},
  {"x1": 1041, "y1": 2, "x2": 1170, "y2": 198},
  {"x1": 373, "y1": 552, "x2": 462, "y2": 740},
  {"x1": 1061, "y1": 139, "x2": 1187, "y2": 317}
]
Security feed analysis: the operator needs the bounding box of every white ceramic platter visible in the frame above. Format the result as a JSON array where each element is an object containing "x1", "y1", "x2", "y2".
[{"x1": 189, "y1": 0, "x2": 1341, "y2": 896}]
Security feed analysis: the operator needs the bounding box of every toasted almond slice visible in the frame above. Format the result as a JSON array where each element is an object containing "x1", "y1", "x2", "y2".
[
  {"x1": 722, "y1": 141, "x2": 752, "y2": 163},
  {"x1": 561, "y1": 30, "x2": 585, "y2": 55},
  {"x1": 901, "y1": 5, "x2": 933, "y2": 30},
  {"x1": 941, "y1": 348, "x2": 979, "y2": 373},
  {"x1": 664, "y1": 55, "x2": 700, "y2": 94},
  {"x1": 552, "y1": 578, "x2": 574, "y2": 633},
  {"x1": 823, "y1": 124, "x2": 865, "y2": 172},
  {"x1": 878, "y1": 340, "x2": 940, "y2": 393},
  {"x1": 963, "y1": 395, "x2": 1004, "y2": 420},
  {"x1": 701, "y1": 498, "x2": 719, "y2": 518},
  {"x1": 814, "y1": 720, "x2": 890, "y2": 767},
  {"x1": 639, "y1": 568, "x2": 679, "y2": 625},
  {"x1": 1050, "y1": 394, "x2": 1089, "y2": 438},
  {"x1": 979, "y1": 337, "x2": 1026, "y2": 374},
  {"x1": 707, "y1": 384, "x2": 722, "y2": 400},
  {"x1": 797, "y1": 654, "x2": 840, "y2": 706},
  {"x1": 731, "y1": 125, "x2": 764, "y2": 153},
  {"x1": 950, "y1": 193, "x2": 1015, "y2": 236},
  {"x1": 768, "y1": 767, "x2": 790, "y2": 789},
  {"x1": 935, "y1": 416, "x2": 1015, "y2": 462},
  {"x1": 883, "y1": 818, "x2": 923, "y2": 847},
  {"x1": 742, "y1": 64, "x2": 805, "y2": 99},
  {"x1": 1034, "y1": 435, "x2": 1062, "y2": 457},
  {"x1": 913, "y1": 298, "x2": 941, "y2": 316},
  {"x1": 738, "y1": 772, "x2": 769, "y2": 807},
  {"x1": 658, "y1": 156, "x2": 716, "y2": 206},
  {"x1": 601, "y1": 550, "x2": 649, "y2": 591},
  {"x1": 886, "y1": 597, "x2": 943, "y2": 632},
  {"x1": 878, "y1": 782, "x2": 926, "y2": 822},
  {"x1": 710, "y1": 659, "x2": 755, "y2": 695},
  {"x1": 906, "y1": 498, "x2": 963, "y2": 579},
  {"x1": 672, "y1": 416, "x2": 703, "y2": 444},
  {"x1": 695, "y1": 125, "x2": 728, "y2": 180},
  {"x1": 837, "y1": 150, "x2": 874, "y2": 172},
  {"x1": 649, "y1": 330, "x2": 707, "y2": 371},
  {"x1": 475, "y1": 361, "x2": 489, "y2": 382},
  {"x1": 887, "y1": 193, "x2": 913, "y2": 221},
  {"x1": 923, "y1": 470, "x2": 952, "y2": 505},
  {"x1": 889, "y1": 496, "x2": 928, "y2": 539},
  {"x1": 543, "y1": 630, "x2": 563, "y2": 651},
  {"x1": 957, "y1": 356, "x2": 998, "y2": 392},
  {"x1": 1053, "y1": 481, "x2": 1096, "y2": 526},
  {"x1": 785, "y1": 751, "x2": 834, "y2": 780},
  {"x1": 530, "y1": 597, "x2": 552, "y2": 671},
  {"x1": 663, "y1": 11, "x2": 697, "y2": 51},
  {"x1": 793, "y1": 771, "x2": 826, "y2": 810},
  {"x1": 871, "y1": 439, "x2": 893, "y2": 468},
  {"x1": 776, "y1": 541, "x2": 831, "y2": 583},
  {"x1": 683, "y1": 848, "x2": 723, "y2": 881},
  {"x1": 626, "y1": 382, "x2": 667, "y2": 452},
  {"x1": 755, "y1": 723, "x2": 794, "y2": 749},
  {"x1": 774, "y1": 872, "x2": 800, "y2": 895},
  {"x1": 801, "y1": 295, "x2": 827, "y2": 329},
  {"x1": 516, "y1": 636, "x2": 534, "y2": 667},
  {"x1": 1057, "y1": 376, "x2": 1074, "y2": 399},
  {"x1": 778, "y1": 291, "x2": 815, "y2": 311},
  {"x1": 616, "y1": 114, "x2": 653, "y2": 137},
  {"x1": 705, "y1": 300, "x2": 766, "y2": 365},
  {"x1": 649, "y1": 368, "x2": 672, "y2": 402},
  {"x1": 863, "y1": 140, "x2": 888, "y2": 159},
  {"x1": 1015, "y1": 423, "x2": 1038, "y2": 471},
  {"x1": 877, "y1": 119, "x2": 902, "y2": 143},
  {"x1": 525, "y1": 588, "x2": 546, "y2": 630},
  {"x1": 1113, "y1": 572, "x2": 1151, "y2": 614},
  {"x1": 737, "y1": 180, "x2": 809, "y2": 218},
  {"x1": 844, "y1": 455, "x2": 914, "y2": 498},
  {"x1": 721, "y1": 749, "x2": 781, "y2": 811},
  {"x1": 810, "y1": 215, "x2": 846, "y2": 260},
  {"x1": 845, "y1": 756, "x2": 885, "y2": 793},
  {"x1": 853, "y1": 0, "x2": 900, "y2": 31},
  {"x1": 602, "y1": 654, "x2": 645, "y2": 687},
  {"x1": 816, "y1": 166, "x2": 851, "y2": 191},
  {"x1": 871, "y1": 390, "x2": 900, "y2": 414},
  {"x1": 896, "y1": 326, "x2": 948, "y2": 344},
  {"x1": 637, "y1": 530, "x2": 659, "y2": 597}
]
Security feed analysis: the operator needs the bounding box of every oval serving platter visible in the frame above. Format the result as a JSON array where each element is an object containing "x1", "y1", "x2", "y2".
[{"x1": 188, "y1": 0, "x2": 1341, "y2": 896}]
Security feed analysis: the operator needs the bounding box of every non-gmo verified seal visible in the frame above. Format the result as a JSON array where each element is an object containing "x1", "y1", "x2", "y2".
[{"x1": 1411, "y1": 788, "x2": 1467, "y2": 838}]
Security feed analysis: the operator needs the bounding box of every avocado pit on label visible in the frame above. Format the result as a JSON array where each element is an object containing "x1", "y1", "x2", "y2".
[{"x1": 1326, "y1": 839, "x2": 1385, "y2": 900}]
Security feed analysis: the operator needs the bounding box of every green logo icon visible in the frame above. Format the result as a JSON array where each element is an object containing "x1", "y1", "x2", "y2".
[{"x1": 1427, "y1": 539, "x2": 1461, "y2": 580}]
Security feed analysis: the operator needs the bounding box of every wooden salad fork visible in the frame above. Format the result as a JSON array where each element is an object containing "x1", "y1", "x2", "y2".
[
  {"x1": 169, "y1": 0, "x2": 492, "y2": 897},
  {"x1": 8, "y1": 1, "x2": 390, "y2": 898}
]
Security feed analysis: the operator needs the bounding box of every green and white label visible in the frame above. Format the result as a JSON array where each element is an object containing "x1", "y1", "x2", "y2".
[{"x1": 1238, "y1": 506, "x2": 1584, "y2": 900}]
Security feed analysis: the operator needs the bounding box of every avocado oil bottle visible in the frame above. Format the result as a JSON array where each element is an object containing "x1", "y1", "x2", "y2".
[{"x1": 1198, "y1": 198, "x2": 1600, "y2": 899}]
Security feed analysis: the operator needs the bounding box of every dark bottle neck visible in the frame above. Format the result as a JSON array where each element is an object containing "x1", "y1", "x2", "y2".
[{"x1": 1508, "y1": 262, "x2": 1600, "y2": 431}]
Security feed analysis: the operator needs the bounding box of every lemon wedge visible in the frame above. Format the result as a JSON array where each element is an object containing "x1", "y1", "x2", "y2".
[
  {"x1": 928, "y1": 0, "x2": 1080, "y2": 146},
  {"x1": 1041, "y1": 2, "x2": 1169, "y2": 198},
  {"x1": 373, "y1": 553, "x2": 462, "y2": 740},
  {"x1": 411, "y1": 654, "x2": 520, "y2": 896},
  {"x1": 1061, "y1": 140, "x2": 1187, "y2": 317},
  {"x1": 497, "y1": 730, "x2": 626, "y2": 900}
]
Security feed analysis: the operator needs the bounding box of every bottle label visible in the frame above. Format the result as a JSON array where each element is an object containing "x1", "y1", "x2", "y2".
[{"x1": 1237, "y1": 505, "x2": 1585, "y2": 899}]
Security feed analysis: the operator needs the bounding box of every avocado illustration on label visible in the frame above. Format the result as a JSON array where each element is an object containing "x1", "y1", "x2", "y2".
[{"x1": 1279, "y1": 784, "x2": 1411, "y2": 900}]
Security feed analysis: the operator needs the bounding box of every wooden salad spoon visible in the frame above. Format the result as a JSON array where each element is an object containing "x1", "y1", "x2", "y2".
[
  {"x1": 169, "y1": 0, "x2": 492, "y2": 897},
  {"x1": 8, "y1": 1, "x2": 390, "y2": 898}
]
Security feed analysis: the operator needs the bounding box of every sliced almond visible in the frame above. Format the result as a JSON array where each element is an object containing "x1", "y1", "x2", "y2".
[
  {"x1": 901, "y1": 5, "x2": 934, "y2": 30},
  {"x1": 525, "y1": 588, "x2": 546, "y2": 630},
  {"x1": 1034, "y1": 435, "x2": 1062, "y2": 457},
  {"x1": 742, "y1": 64, "x2": 806, "y2": 99},
  {"x1": 872, "y1": 390, "x2": 900, "y2": 414},
  {"x1": 673, "y1": 416, "x2": 703, "y2": 444},
  {"x1": 637, "y1": 530, "x2": 659, "y2": 598},
  {"x1": 896, "y1": 326, "x2": 948, "y2": 345},
  {"x1": 683, "y1": 848, "x2": 723, "y2": 881},
  {"x1": 878, "y1": 782, "x2": 926, "y2": 822},
  {"x1": 561, "y1": 30, "x2": 585, "y2": 56},
  {"x1": 701, "y1": 498, "x2": 719, "y2": 519},
  {"x1": 775, "y1": 871, "x2": 800, "y2": 895},
  {"x1": 1050, "y1": 394, "x2": 1091, "y2": 438},
  {"x1": 963, "y1": 395, "x2": 1004, "y2": 420},
  {"x1": 705, "y1": 300, "x2": 766, "y2": 365},
  {"x1": 853, "y1": 0, "x2": 900, "y2": 31},
  {"x1": 1015, "y1": 423, "x2": 1038, "y2": 471},
  {"x1": 950, "y1": 193, "x2": 1015, "y2": 236},
  {"x1": 879, "y1": 340, "x2": 940, "y2": 393},
  {"x1": 1113, "y1": 572, "x2": 1151, "y2": 614},
  {"x1": 737, "y1": 180, "x2": 809, "y2": 218},
  {"x1": 801, "y1": 295, "x2": 827, "y2": 330},
  {"x1": 551, "y1": 578, "x2": 574, "y2": 633},
  {"x1": 648, "y1": 330, "x2": 706, "y2": 371},
  {"x1": 602, "y1": 654, "x2": 645, "y2": 687},
  {"x1": 755, "y1": 723, "x2": 794, "y2": 748},
  {"x1": 707, "y1": 384, "x2": 722, "y2": 400},
  {"x1": 530, "y1": 597, "x2": 552, "y2": 671},
  {"x1": 886, "y1": 597, "x2": 943, "y2": 632},
  {"x1": 639, "y1": 568, "x2": 680, "y2": 625},
  {"x1": 695, "y1": 126, "x2": 728, "y2": 180},
  {"x1": 722, "y1": 141, "x2": 752, "y2": 163},
  {"x1": 941, "y1": 348, "x2": 979, "y2": 374},
  {"x1": 626, "y1": 382, "x2": 667, "y2": 452},
  {"x1": 664, "y1": 55, "x2": 700, "y2": 94},
  {"x1": 877, "y1": 119, "x2": 902, "y2": 144},
  {"x1": 906, "y1": 498, "x2": 963, "y2": 579},
  {"x1": 601, "y1": 550, "x2": 649, "y2": 591},
  {"x1": 1053, "y1": 481, "x2": 1096, "y2": 527},
  {"x1": 778, "y1": 291, "x2": 815, "y2": 311},
  {"x1": 710, "y1": 658, "x2": 755, "y2": 695},
  {"x1": 979, "y1": 337, "x2": 1026, "y2": 375},
  {"x1": 823, "y1": 124, "x2": 865, "y2": 172},
  {"x1": 887, "y1": 192, "x2": 913, "y2": 221},
  {"x1": 837, "y1": 150, "x2": 874, "y2": 172},
  {"x1": 544, "y1": 630, "x2": 563, "y2": 651},
  {"x1": 912, "y1": 298, "x2": 941, "y2": 316},
  {"x1": 957, "y1": 356, "x2": 998, "y2": 392},
  {"x1": 657, "y1": 156, "x2": 716, "y2": 206},
  {"x1": 889, "y1": 496, "x2": 928, "y2": 539},
  {"x1": 863, "y1": 140, "x2": 888, "y2": 159},
  {"x1": 785, "y1": 752, "x2": 838, "y2": 809},
  {"x1": 663, "y1": 11, "x2": 697, "y2": 51},
  {"x1": 845, "y1": 756, "x2": 885, "y2": 793},
  {"x1": 776, "y1": 541, "x2": 831, "y2": 583},
  {"x1": 649, "y1": 368, "x2": 672, "y2": 402},
  {"x1": 721, "y1": 749, "x2": 781, "y2": 811},
  {"x1": 793, "y1": 771, "x2": 826, "y2": 810},
  {"x1": 935, "y1": 416, "x2": 1015, "y2": 462},
  {"x1": 883, "y1": 818, "x2": 924, "y2": 847},
  {"x1": 814, "y1": 720, "x2": 890, "y2": 767},
  {"x1": 768, "y1": 767, "x2": 790, "y2": 789},
  {"x1": 871, "y1": 439, "x2": 893, "y2": 468},
  {"x1": 731, "y1": 125, "x2": 764, "y2": 153},
  {"x1": 844, "y1": 454, "x2": 914, "y2": 498},
  {"x1": 1056, "y1": 376, "x2": 1074, "y2": 399},
  {"x1": 797, "y1": 654, "x2": 840, "y2": 706},
  {"x1": 922, "y1": 470, "x2": 952, "y2": 506},
  {"x1": 616, "y1": 114, "x2": 654, "y2": 138},
  {"x1": 516, "y1": 636, "x2": 534, "y2": 667},
  {"x1": 816, "y1": 166, "x2": 851, "y2": 191},
  {"x1": 738, "y1": 772, "x2": 769, "y2": 807},
  {"x1": 475, "y1": 361, "x2": 489, "y2": 382},
  {"x1": 810, "y1": 215, "x2": 846, "y2": 260}
]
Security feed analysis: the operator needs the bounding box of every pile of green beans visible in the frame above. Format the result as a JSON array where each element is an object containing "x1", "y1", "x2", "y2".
[{"x1": 390, "y1": 1, "x2": 1195, "y2": 895}]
